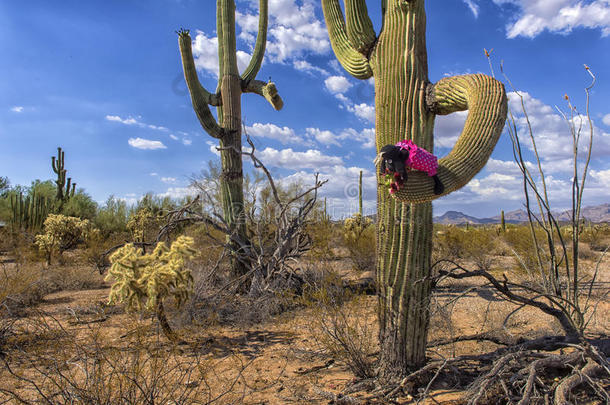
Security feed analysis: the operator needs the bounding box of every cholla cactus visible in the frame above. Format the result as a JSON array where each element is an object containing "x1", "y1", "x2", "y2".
[
  {"x1": 126, "y1": 207, "x2": 158, "y2": 243},
  {"x1": 105, "y1": 236, "x2": 196, "y2": 342},
  {"x1": 35, "y1": 214, "x2": 94, "y2": 264},
  {"x1": 343, "y1": 213, "x2": 375, "y2": 271}
]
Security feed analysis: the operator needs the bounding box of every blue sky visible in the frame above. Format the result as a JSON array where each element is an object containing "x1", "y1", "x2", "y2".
[{"x1": 1, "y1": 0, "x2": 609, "y2": 218}]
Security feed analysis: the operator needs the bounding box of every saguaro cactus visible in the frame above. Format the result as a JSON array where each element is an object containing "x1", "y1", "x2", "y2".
[
  {"x1": 52, "y1": 147, "x2": 76, "y2": 202},
  {"x1": 178, "y1": 0, "x2": 282, "y2": 278},
  {"x1": 321, "y1": 0, "x2": 507, "y2": 376}
]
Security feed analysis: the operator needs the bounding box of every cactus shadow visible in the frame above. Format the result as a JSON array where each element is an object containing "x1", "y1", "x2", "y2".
[{"x1": 193, "y1": 330, "x2": 295, "y2": 359}]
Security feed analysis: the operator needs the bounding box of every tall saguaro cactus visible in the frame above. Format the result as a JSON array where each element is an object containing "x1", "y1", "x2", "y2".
[
  {"x1": 178, "y1": 0, "x2": 283, "y2": 278},
  {"x1": 52, "y1": 147, "x2": 76, "y2": 202},
  {"x1": 322, "y1": 0, "x2": 507, "y2": 376}
]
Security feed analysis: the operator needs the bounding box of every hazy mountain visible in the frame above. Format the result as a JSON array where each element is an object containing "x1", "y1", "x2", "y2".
[{"x1": 433, "y1": 204, "x2": 610, "y2": 225}]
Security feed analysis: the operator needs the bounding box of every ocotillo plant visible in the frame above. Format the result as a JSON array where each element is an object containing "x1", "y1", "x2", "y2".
[
  {"x1": 178, "y1": 0, "x2": 283, "y2": 279},
  {"x1": 322, "y1": 0, "x2": 507, "y2": 376},
  {"x1": 52, "y1": 147, "x2": 76, "y2": 202}
]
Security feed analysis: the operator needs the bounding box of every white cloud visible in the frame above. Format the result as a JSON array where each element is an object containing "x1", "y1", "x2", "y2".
[
  {"x1": 157, "y1": 186, "x2": 199, "y2": 199},
  {"x1": 603, "y1": 113, "x2": 610, "y2": 126},
  {"x1": 257, "y1": 147, "x2": 343, "y2": 170},
  {"x1": 106, "y1": 114, "x2": 168, "y2": 131},
  {"x1": 170, "y1": 134, "x2": 179, "y2": 140},
  {"x1": 237, "y1": 0, "x2": 330, "y2": 64},
  {"x1": 150, "y1": 172, "x2": 158, "y2": 176},
  {"x1": 245, "y1": 122, "x2": 303, "y2": 144},
  {"x1": 182, "y1": 138, "x2": 193, "y2": 146},
  {"x1": 191, "y1": 31, "x2": 251, "y2": 78},
  {"x1": 492, "y1": 0, "x2": 610, "y2": 38},
  {"x1": 434, "y1": 111, "x2": 468, "y2": 148},
  {"x1": 293, "y1": 59, "x2": 329, "y2": 76},
  {"x1": 306, "y1": 127, "x2": 339, "y2": 146},
  {"x1": 10, "y1": 106, "x2": 24, "y2": 113},
  {"x1": 348, "y1": 103, "x2": 375, "y2": 123},
  {"x1": 324, "y1": 75, "x2": 352, "y2": 94},
  {"x1": 463, "y1": 0, "x2": 480, "y2": 17},
  {"x1": 161, "y1": 177, "x2": 177, "y2": 184},
  {"x1": 338, "y1": 128, "x2": 376, "y2": 149},
  {"x1": 207, "y1": 140, "x2": 220, "y2": 156},
  {"x1": 128, "y1": 137, "x2": 167, "y2": 150}
]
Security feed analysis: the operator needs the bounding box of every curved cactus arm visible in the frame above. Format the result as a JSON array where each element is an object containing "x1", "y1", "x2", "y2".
[
  {"x1": 390, "y1": 74, "x2": 507, "y2": 204},
  {"x1": 344, "y1": 0, "x2": 376, "y2": 55},
  {"x1": 240, "y1": 0, "x2": 268, "y2": 85},
  {"x1": 178, "y1": 30, "x2": 225, "y2": 139},
  {"x1": 321, "y1": 0, "x2": 373, "y2": 79},
  {"x1": 243, "y1": 80, "x2": 283, "y2": 110}
]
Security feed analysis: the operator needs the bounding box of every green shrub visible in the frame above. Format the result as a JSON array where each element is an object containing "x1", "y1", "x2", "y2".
[{"x1": 342, "y1": 214, "x2": 375, "y2": 271}]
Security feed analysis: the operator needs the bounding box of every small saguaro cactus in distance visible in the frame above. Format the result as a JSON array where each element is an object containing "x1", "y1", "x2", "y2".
[
  {"x1": 321, "y1": 0, "x2": 507, "y2": 376},
  {"x1": 106, "y1": 236, "x2": 196, "y2": 343},
  {"x1": 358, "y1": 170, "x2": 363, "y2": 217},
  {"x1": 177, "y1": 0, "x2": 283, "y2": 280},
  {"x1": 501, "y1": 209, "x2": 506, "y2": 232},
  {"x1": 52, "y1": 147, "x2": 76, "y2": 202}
]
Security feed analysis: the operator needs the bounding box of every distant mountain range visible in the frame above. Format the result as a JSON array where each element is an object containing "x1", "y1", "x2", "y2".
[{"x1": 433, "y1": 203, "x2": 610, "y2": 225}]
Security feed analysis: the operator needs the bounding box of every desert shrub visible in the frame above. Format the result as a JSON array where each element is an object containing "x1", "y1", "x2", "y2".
[
  {"x1": 34, "y1": 214, "x2": 96, "y2": 264},
  {"x1": 94, "y1": 195, "x2": 130, "y2": 239},
  {"x1": 312, "y1": 293, "x2": 376, "y2": 378},
  {"x1": 435, "y1": 226, "x2": 498, "y2": 266},
  {"x1": 105, "y1": 235, "x2": 196, "y2": 342},
  {"x1": 60, "y1": 189, "x2": 98, "y2": 220},
  {"x1": 342, "y1": 214, "x2": 375, "y2": 271},
  {"x1": 127, "y1": 207, "x2": 162, "y2": 243},
  {"x1": 500, "y1": 225, "x2": 549, "y2": 274},
  {"x1": 307, "y1": 218, "x2": 335, "y2": 260}
]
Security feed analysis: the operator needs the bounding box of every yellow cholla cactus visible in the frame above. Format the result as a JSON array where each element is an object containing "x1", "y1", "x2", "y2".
[
  {"x1": 106, "y1": 235, "x2": 196, "y2": 312},
  {"x1": 343, "y1": 214, "x2": 375, "y2": 271},
  {"x1": 35, "y1": 214, "x2": 95, "y2": 264}
]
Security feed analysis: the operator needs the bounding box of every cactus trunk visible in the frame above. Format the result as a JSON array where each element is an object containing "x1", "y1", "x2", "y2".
[
  {"x1": 322, "y1": 0, "x2": 507, "y2": 376},
  {"x1": 372, "y1": 1, "x2": 433, "y2": 372},
  {"x1": 501, "y1": 209, "x2": 506, "y2": 232},
  {"x1": 179, "y1": 0, "x2": 282, "y2": 281}
]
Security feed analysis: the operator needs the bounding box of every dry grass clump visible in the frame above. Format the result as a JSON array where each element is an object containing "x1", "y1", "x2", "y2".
[{"x1": 0, "y1": 315, "x2": 254, "y2": 404}]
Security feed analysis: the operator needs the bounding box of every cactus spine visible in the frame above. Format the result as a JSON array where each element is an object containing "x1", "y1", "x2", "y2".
[
  {"x1": 52, "y1": 147, "x2": 76, "y2": 202},
  {"x1": 322, "y1": 0, "x2": 507, "y2": 375},
  {"x1": 178, "y1": 0, "x2": 282, "y2": 279}
]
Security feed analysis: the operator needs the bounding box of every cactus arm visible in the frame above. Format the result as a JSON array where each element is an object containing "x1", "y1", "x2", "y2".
[
  {"x1": 389, "y1": 74, "x2": 507, "y2": 204},
  {"x1": 178, "y1": 30, "x2": 225, "y2": 139},
  {"x1": 344, "y1": 0, "x2": 376, "y2": 55},
  {"x1": 321, "y1": 0, "x2": 373, "y2": 79},
  {"x1": 243, "y1": 80, "x2": 283, "y2": 110},
  {"x1": 240, "y1": 0, "x2": 268, "y2": 85}
]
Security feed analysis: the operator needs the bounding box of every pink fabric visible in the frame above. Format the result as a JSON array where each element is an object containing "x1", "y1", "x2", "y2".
[{"x1": 395, "y1": 139, "x2": 438, "y2": 177}]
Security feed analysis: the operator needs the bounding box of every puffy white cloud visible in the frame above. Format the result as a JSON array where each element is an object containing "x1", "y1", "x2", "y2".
[
  {"x1": 347, "y1": 103, "x2": 375, "y2": 123},
  {"x1": 306, "y1": 127, "x2": 340, "y2": 146},
  {"x1": 10, "y1": 106, "x2": 24, "y2": 113},
  {"x1": 603, "y1": 113, "x2": 610, "y2": 126},
  {"x1": 236, "y1": 0, "x2": 330, "y2": 64},
  {"x1": 161, "y1": 177, "x2": 177, "y2": 184},
  {"x1": 191, "y1": 31, "x2": 250, "y2": 78},
  {"x1": 170, "y1": 134, "x2": 179, "y2": 140},
  {"x1": 338, "y1": 128, "x2": 376, "y2": 149},
  {"x1": 492, "y1": 0, "x2": 610, "y2": 38},
  {"x1": 245, "y1": 122, "x2": 302, "y2": 144},
  {"x1": 182, "y1": 138, "x2": 193, "y2": 146},
  {"x1": 258, "y1": 147, "x2": 343, "y2": 169},
  {"x1": 434, "y1": 111, "x2": 468, "y2": 148},
  {"x1": 324, "y1": 75, "x2": 352, "y2": 94},
  {"x1": 128, "y1": 137, "x2": 167, "y2": 150}
]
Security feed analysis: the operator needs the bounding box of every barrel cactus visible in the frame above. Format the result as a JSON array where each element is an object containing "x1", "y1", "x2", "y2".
[{"x1": 321, "y1": 0, "x2": 507, "y2": 376}]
